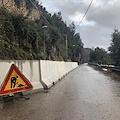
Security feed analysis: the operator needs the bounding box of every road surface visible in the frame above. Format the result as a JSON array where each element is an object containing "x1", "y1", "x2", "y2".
[{"x1": 1, "y1": 63, "x2": 120, "y2": 120}]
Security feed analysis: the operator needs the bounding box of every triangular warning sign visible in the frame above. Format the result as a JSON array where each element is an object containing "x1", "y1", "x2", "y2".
[{"x1": 0, "y1": 64, "x2": 33, "y2": 95}]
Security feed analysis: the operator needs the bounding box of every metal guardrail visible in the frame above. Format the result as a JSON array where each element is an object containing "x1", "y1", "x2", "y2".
[{"x1": 88, "y1": 62, "x2": 120, "y2": 72}]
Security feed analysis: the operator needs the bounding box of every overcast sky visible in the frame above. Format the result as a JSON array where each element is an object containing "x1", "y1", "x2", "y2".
[{"x1": 38, "y1": 0, "x2": 120, "y2": 50}]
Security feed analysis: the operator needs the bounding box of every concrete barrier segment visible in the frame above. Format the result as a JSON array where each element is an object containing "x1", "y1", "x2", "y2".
[
  {"x1": 40, "y1": 60, "x2": 78, "y2": 89},
  {"x1": 0, "y1": 60, "x2": 44, "y2": 95}
]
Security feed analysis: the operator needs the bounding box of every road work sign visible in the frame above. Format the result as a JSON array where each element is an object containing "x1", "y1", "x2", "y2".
[{"x1": 0, "y1": 64, "x2": 33, "y2": 95}]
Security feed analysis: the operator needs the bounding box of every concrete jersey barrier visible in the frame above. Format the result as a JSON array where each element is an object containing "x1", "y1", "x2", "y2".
[
  {"x1": 0, "y1": 60, "x2": 44, "y2": 94},
  {"x1": 0, "y1": 60, "x2": 78, "y2": 94},
  {"x1": 40, "y1": 60, "x2": 78, "y2": 88}
]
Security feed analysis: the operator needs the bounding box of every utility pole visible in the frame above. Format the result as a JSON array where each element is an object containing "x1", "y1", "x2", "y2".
[
  {"x1": 73, "y1": 45, "x2": 75, "y2": 61},
  {"x1": 66, "y1": 34, "x2": 68, "y2": 60},
  {"x1": 43, "y1": 34, "x2": 45, "y2": 59},
  {"x1": 42, "y1": 25, "x2": 48, "y2": 60}
]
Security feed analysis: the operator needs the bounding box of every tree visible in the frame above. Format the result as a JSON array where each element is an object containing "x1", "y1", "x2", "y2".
[
  {"x1": 90, "y1": 47, "x2": 111, "y2": 64},
  {"x1": 0, "y1": 0, "x2": 84, "y2": 62},
  {"x1": 109, "y1": 29, "x2": 120, "y2": 65}
]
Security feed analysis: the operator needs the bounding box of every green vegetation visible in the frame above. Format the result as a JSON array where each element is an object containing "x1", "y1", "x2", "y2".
[
  {"x1": 89, "y1": 29, "x2": 120, "y2": 66},
  {"x1": 1, "y1": 0, "x2": 120, "y2": 65},
  {"x1": 109, "y1": 29, "x2": 120, "y2": 66},
  {"x1": 0, "y1": 0, "x2": 83, "y2": 62},
  {"x1": 89, "y1": 47, "x2": 111, "y2": 64}
]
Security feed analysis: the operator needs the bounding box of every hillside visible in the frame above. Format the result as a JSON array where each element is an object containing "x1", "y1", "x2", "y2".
[
  {"x1": 0, "y1": 0, "x2": 40, "y2": 20},
  {"x1": 0, "y1": 0, "x2": 83, "y2": 62}
]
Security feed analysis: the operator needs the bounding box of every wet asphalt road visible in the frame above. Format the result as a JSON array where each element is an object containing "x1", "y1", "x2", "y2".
[{"x1": 1, "y1": 64, "x2": 120, "y2": 120}]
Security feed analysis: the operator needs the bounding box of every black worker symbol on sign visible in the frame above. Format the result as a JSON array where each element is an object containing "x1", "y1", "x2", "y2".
[
  {"x1": 11, "y1": 76, "x2": 18, "y2": 88},
  {"x1": 11, "y1": 76, "x2": 24, "y2": 88}
]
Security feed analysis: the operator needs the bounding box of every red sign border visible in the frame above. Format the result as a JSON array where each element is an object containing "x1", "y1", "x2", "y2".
[{"x1": 0, "y1": 64, "x2": 33, "y2": 95}]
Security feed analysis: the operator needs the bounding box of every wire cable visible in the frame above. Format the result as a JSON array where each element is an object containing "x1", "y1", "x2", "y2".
[
  {"x1": 76, "y1": 0, "x2": 93, "y2": 30},
  {"x1": 28, "y1": 0, "x2": 52, "y2": 27}
]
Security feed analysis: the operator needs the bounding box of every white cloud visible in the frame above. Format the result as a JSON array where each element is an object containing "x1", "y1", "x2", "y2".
[
  {"x1": 69, "y1": 12, "x2": 83, "y2": 22},
  {"x1": 39, "y1": 0, "x2": 119, "y2": 50}
]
